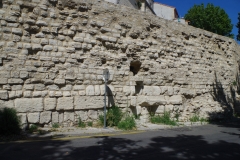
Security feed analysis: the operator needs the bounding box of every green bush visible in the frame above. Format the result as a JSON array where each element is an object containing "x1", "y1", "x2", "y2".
[
  {"x1": 0, "y1": 108, "x2": 21, "y2": 135},
  {"x1": 117, "y1": 116, "x2": 136, "y2": 130},
  {"x1": 78, "y1": 117, "x2": 86, "y2": 128},
  {"x1": 150, "y1": 112, "x2": 177, "y2": 126},
  {"x1": 87, "y1": 121, "x2": 93, "y2": 127},
  {"x1": 106, "y1": 105, "x2": 122, "y2": 127},
  {"x1": 29, "y1": 124, "x2": 38, "y2": 133},
  {"x1": 52, "y1": 123, "x2": 60, "y2": 128}
]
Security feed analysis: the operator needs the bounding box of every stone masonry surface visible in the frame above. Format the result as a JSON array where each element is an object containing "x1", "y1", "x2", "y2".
[{"x1": 0, "y1": 0, "x2": 240, "y2": 128}]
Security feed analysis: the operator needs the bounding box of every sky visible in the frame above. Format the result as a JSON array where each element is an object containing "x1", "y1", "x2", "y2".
[{"x1": 154, "y1": 0, "x2": 240, "y2": 44}]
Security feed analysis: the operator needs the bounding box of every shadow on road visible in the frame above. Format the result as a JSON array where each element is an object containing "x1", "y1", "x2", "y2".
[{"x1": 1, "y1": 131, "x2": 240, "y2": 160}]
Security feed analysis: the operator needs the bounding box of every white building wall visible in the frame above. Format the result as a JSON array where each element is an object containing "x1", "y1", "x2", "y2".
[
  {"x1": 154, "y1": 3, "x2": 175, "y2": 20},
  {"x1": 104, "y1": 0, "x2": 118, "y2": 4},
  {"x1": 104, "y1": 0, "x2": 139, "y2": 9}
]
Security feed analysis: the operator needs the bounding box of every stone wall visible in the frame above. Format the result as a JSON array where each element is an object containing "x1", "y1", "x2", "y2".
[{"x1": 0, "y1": 0, "x2": 240, "y2": 128}]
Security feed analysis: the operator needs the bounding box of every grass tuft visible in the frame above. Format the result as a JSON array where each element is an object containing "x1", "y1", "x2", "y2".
[
  {"x1": 52, "y1": 123, "x2": 60, "y2": 128},
  {"x1": 117, "y1": 116, "x2": 136, "y2": 130},
  {"x1": 150, "y1": 112, "x2": 177, "y2": 126},
  {"x1": 78, "y1": 117, "x2": 86, "y2": 128}
]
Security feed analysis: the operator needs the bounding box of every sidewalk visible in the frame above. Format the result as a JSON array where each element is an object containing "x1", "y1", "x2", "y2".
[{"x1": 26, "y1": 122, "x2": 209, "y2": 140}]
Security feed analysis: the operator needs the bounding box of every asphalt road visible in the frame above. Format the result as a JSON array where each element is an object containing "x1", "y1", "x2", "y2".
[{"x1": 0, "y1": 123, "x2": 240, "y2": 160}]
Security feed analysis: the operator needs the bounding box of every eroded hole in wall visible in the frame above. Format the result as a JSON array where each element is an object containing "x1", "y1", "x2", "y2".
[
  {"x1": 77, "y1": 59, "x2": 84, "y2": 63},
  {"x1": 0, "y1": 1, "x2": 2, "y2": 8},
  {"x1": 130, "y1": 60, "x2": 141, "y2": 76},
  {"x1": 101, "y1": 58, "x2": 106, "y2": 64},
  {"x1": 135, "y1": 85, "x2": 143, "y2": 95}
]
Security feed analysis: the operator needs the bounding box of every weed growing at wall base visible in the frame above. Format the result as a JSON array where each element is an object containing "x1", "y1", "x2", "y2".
[
  {"x1": 78, "y1": 117, "x2": 86, "y2": 128},
  {"x1": 106, "y1": 105, "x2": 122, "y2": 127},
  {"x1": 150, "y1": 112, "x2": 177, "y2": 126},
  {"x1": 117, "y1": 116, "x2": 136, "y2": 130}
]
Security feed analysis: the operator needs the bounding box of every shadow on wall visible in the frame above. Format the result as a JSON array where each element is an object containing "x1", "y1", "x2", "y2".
[
  {"x1": 210, "y1": 71, "x2": 240, "y2": 120},
  {"x1": 1, "y1": 133, "x2": 240, "y2": 159},
  {"x1": 107, "y1": 86, "x2": 115, "y2": 108}
]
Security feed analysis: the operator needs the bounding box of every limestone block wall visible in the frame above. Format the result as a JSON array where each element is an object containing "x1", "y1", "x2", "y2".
[{"x1": 0, "y1": 0, "x2": 239, "y2": 127}]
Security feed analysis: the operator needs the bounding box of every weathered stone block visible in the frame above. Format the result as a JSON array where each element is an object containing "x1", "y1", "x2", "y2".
[
  {"x1": 88, "y1": 110, "x2": 98, "y2": 120},
  {"x1": 0, "y1": 90, "x2": 8, "y2": 100},
  {"x1": 28, "y1": 112, "x2": 40, "y2": 123},
  {"x1": 137, "y1": 96, "x2": 167, "y2": 106},
  {"x1": 168, "y1": 95, "x2": 182, "y2": 105},
  {"x1": 0, "y1": 100, "x2": 14, "y2": 109},
  {"x1": 8, "y1": 78, "x2": 23, "y2": 84},
  {"x1": 75, "y1": 111, "x2": 88, "y2": 121},
  {"x1": 75, "y1": 96, "x2": 113, "y2": 109},
  {"x1": 86, "y1": 85, "x2": 94, "y2": 95},
  {"x1": 40, "y1": 111, "x2": 51, "y2": 124},
  {"x1": 64, "y1": 112, "x2": 74, "y2": 121},
  {"x1": 15, "y1": 98, "x2": 43, "y2": 112},
  {"x1": 56, "y1": 97, "x2": 73, "y2": 110},
  {"x1": 32, "y1": 44, "x2": 43, "y2": 50},
  {"x1": 44, "y1": 98, "x2": 56, "y2": 110},
  {"x1": 73, "y1": 85, "x2": 85, "y2": 91},
  {"x1": 52, "y1": 112, "x2": 59, "y2": 123}
]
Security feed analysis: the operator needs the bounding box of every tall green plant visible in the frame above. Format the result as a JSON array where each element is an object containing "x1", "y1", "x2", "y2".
[
  {"x1": 106, "y1": 105, "x2": 122, "y2": 127},
  {"x1": 0, "y1": 108, "x2": 21, "y2": 135}
]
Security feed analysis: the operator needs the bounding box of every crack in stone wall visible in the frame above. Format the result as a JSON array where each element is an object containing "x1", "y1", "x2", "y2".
[{"x1": 0, "y1": 0, "x2": 240, "y2": 127}]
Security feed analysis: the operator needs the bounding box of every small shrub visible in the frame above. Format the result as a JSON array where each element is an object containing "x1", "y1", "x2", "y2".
[
  {"x1": 98, "y1": 114, "x2": 104, "y2": 126},
  {"x1": 232, "y1": 81, "x2": 237, "y2": 86},
  {"x1": 117, "y1": 116, "x2": 136, "y2": 130},
  {"x1": 52, "y1": 123, "x2": 60, "y2": 128},
  {"x1": 106, "y1": 105, "x2": 122, "y2": 127},
  {"x1": 87, "y1": 121, "x2": 93, "y2": 127},
  {"x1": 0, "y1": 108, "x2": 21, "y2": 135},
  {"x1": 78, "y1": 117, "x2": 86, "y2": 128},
  {"x1": 189, "y1": 114, "x2": 200, "y2": 122},
  {"x1": 29, "y1": 124, "x2": 38, "y2": 133},
  {"x1": 150, "y1": 112, "x2": 177, "y2": 126}
]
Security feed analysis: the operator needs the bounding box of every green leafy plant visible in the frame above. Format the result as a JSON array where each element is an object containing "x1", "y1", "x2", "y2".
[
  {"x1": 117, "y1": 116, "x2": 136, "y2": 130},
  {"x1": 106, "y1": 105, "x2": 122, "y2": 127},
  {"x1": 98, "y1": 114, "x2": 104, "y2": 126},
  {"x1": 189, "y1": 114, "x2": 200, "y2": 122},
  {"x1": 78, "y1": 117, "x2": 86, "y2": 128},
  {"x1": 150, "y1": 112, "x2": 177, "y2": 126},
  {"x1": 52, "y1": 123, "x2": 60, "y2": 128},
  {"x1": 87, "y1": 121, "x2": 93, "y2": 127},
  {"x1": 29, "y1": 124, "x2": 38, "y2": 133},
  {"x1": 0, "y1": 108, "x2": 21, "y2": 135}
]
